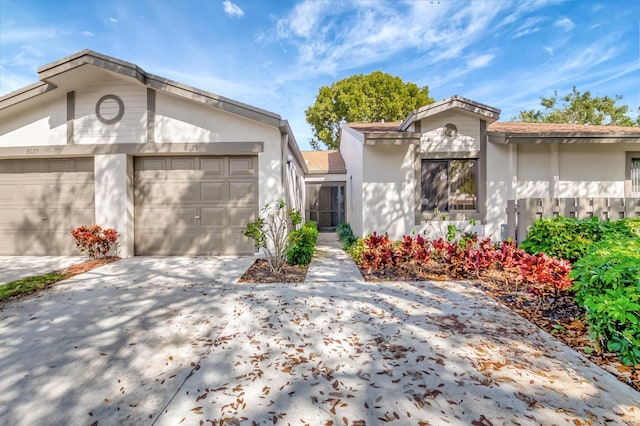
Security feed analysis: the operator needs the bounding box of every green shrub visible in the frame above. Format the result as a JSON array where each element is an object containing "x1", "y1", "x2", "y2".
[
  {"x1": 286, "y1": 221, "x2": 319, "y2": 266},
  {"x1": 347, "y1": 238, "x2": 366, "y2": 263},
  {"x1": 520, "y1": 216, "x2": 635, "y2": 262},
  {"x1": 571, "y1": 237, "x2": 640, "y2": 366},
  {"x1": 337, "y1": 222, "x2": 357, "y2": 249}
]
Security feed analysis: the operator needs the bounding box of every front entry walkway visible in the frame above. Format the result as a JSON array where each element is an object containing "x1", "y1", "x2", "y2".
[{"x1": 305, "y1": 232, "x2": 364, "y2": 283}]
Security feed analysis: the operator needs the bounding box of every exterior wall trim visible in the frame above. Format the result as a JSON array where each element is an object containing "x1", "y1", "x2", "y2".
[
  {"x1": 0, "y1": 142, "x2": 264, "y2": 159},
  {"x1": 146, "y1": 88, "x2": 155, "y2": 144},
  {"x1": 66, "y1": 91, "x2": 74, "y2": 144}
]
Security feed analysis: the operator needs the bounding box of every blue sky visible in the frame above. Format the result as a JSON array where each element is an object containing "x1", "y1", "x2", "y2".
[{"x1": 1, "y1": 0, "x2": 639, "y2": 150}]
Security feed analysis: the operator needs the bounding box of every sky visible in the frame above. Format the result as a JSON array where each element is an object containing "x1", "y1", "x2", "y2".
[{"x1": 1, "y1": 0, "x2": 639, "y2": 150}]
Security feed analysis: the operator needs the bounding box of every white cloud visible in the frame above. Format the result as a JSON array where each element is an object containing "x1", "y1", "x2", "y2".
[
  {"x1": 82, "y1": 30, "x2": 94, "y2": 37},
  {"x1": 555, "y1": 17, "x2": 575, "y2": 31},
  {"x1": 109, "y1": 17, "x2": 118, "y2": 23},
  {"x1": 543, "y1": 46, "x2": 554, "y2": 56},
  {"x1": 512, "y1": 16, "x2": 545, "y2": 38},
  {"x1": 467, "y1": 54, "x2": 495, "y2": 69},
  {"x1": 222, "y1": 1, "x2": 244, "y2": 18}
]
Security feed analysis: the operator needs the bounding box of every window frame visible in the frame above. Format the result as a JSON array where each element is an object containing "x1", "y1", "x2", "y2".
[{"x1": 421, "y1": 158, "x2": 479, "y2": 214}]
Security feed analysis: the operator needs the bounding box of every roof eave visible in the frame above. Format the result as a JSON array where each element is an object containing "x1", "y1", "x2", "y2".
[
  {"x1": 400, "y1": 95, "x2": 501, "y2": 131},
  {"x1": 487, "y1": 132, "x2": 640, "y2": 144}
]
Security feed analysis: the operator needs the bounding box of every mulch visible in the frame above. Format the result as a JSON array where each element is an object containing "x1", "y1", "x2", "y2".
[
  {"x1": 358, "y1": 264, "x2": 640, "y2": 393},
  {"x1": 238, "y1": 259, "x2": 308, "y2": 283},
  {"x1": 58, "y1": 256, "x2": 120, "y2": 276}
]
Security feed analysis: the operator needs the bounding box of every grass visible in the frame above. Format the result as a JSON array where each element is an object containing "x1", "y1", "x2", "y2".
[{"x1": 0, "y1": 272, "x2": 70, "y2": 302}]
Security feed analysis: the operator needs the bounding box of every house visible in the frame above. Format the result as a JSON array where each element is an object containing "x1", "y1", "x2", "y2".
[
  {"x1": 0, "y1": 50, "x2": 306, "y2": 256},
  {"x1": 336, "y1": 96, "x2": 640, "y2": 241},
  {"x1": 2, "y1": 51, "x2": 638, "y2": 257}
]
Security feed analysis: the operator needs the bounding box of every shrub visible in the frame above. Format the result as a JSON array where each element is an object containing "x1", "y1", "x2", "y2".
[
  {"x1": 287, "y1": 221, "x2": 319, "y2": 266},
  {"x1": 521, "y1": 216, "x2": 635, "y2": 262},
  {"x1": 347, "y1": 238, "x2": 366, "y2": 263},
  {"x1": 244, "y1": 200, "x2": 302, "y2": 273},
  {"x1": 70, "y1": 225, "x2": 118, "y2": 259},
  {"x1": 361, "y1": 232, "x2": 398, "y2": 273},
  {"x1": 571, "y1": 237, "x2": 640, "y2": 366},
  {"x1": 337, "y1": 222, "x2": 357, "y2": 249}
]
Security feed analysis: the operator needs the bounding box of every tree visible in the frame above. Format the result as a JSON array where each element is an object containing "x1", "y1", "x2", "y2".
[
  {"x1": 516, "y1": 87, "x2": 639, "y2": 126},
  {"x1": 305, "y1": 71, "x2": 434, "y2": 149}
]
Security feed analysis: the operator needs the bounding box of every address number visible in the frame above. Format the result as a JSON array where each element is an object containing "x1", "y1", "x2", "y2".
[
  {"x1": 184, "y1": 144, "x2": 200, "y2": 152},
  {"x1": 26, "y1": 148, "x2": 39, "y2": 155}
]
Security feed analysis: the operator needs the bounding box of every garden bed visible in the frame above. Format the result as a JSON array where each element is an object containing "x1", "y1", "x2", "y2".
[{"x1": 238, "y1": 259, "x2": 308, "y2": 283}]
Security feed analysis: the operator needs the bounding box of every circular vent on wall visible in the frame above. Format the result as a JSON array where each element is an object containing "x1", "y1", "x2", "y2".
[
  {"x1": 95, "y1": 94, "x2": 125, "y2": 124},
  {"x1": 443, "y1": 123, "x2": 457, "y2": 138}
]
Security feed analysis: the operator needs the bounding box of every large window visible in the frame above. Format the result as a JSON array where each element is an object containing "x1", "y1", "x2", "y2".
[{"x1": 421, "y1": 159, "x2": 477, "y2": 212}]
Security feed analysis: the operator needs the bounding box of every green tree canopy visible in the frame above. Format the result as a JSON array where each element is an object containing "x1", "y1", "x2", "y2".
[
  {"x1": 305, "y1": 71, "x2": 434, "y2": 149},
  {"x1": 516, "y1": 86, "x2": 640, "y2": 126}
]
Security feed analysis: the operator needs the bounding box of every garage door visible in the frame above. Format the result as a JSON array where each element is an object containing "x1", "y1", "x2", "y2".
[
  {"x1": 134, "y1": 156, "x2": 258, "y2": 255},
  {"x1": 0, "y1": 158, "x2": 95, "y2": 255}
]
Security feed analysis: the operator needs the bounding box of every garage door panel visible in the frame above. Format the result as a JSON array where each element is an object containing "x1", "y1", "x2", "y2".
[
  {"x1": 200, "y1": 182, "x2": 226, "y2": 202},
  {"x1": 228, "y1": 207, "x2": 255, "y2": 227},
  {"x1": 0, "y1": 184, "x2": 19, "y2": 203},
  {"x1": 134, "y1": 155, "x2": 258, "y2": 255},
  {"x1": 201, "y1": 158, "x2": 225, "y2": 175},
  {"x1": 229, "y1": 181, "x2": 257, "y2": 203},
  {"x1": 200, "y1": 207, "x2": 225, "y2": 227},
  {"x1": 229, "y1": 157, "x2": 256, "y2": 176}
]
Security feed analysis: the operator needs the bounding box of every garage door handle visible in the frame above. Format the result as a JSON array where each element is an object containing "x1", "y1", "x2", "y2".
[{"x1": 194, "y1": 215, "x2": 200, "y2": 219}]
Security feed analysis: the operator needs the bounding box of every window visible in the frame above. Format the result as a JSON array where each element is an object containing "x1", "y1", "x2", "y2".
[
  {"x1": 421, "y1": 159, "x2": 477, "y2": 212},
  {"x1": 632, "y1": 158, "x2": 640, "y2": 197}
]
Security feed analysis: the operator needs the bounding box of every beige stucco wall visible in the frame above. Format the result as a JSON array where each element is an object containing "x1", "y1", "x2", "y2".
[
  {"x1": 485, "y1": 142, "x2": 514, "y2": 240},
  {"x1": 419, "y1": 111, "x2": 480, "y2": 153},
  {"x1": 340, "y1": 127, "x2": 364, "y2": 236},
  {"x1": 361, "y1": 144, "x2": 415, "y2": 238},
  {"x1": 557, "y1": 144, "x2": 626, "y2": 197},
  {"x1": 74, "y1": 74, "x2": 147, "y2": 145},
  {"x1": 94, "y1": 153, "x2": 134, "y2": 257},
  {"x1": 0, "y1": 95, "x2": 67, "y2": 147}
]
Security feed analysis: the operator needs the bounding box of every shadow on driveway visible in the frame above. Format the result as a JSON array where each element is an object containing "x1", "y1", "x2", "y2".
[{"x1": 0, "y1": 257, "x2": 638, "y2": 425}]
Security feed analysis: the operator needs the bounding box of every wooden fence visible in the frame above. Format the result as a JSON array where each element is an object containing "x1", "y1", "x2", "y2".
[{"x1": 506, "y1": 197, "x2": 640, "y2": 243}]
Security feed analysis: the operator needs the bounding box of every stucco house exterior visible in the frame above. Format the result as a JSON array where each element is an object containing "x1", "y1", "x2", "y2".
[
  {"x1": 2, "y1": 51, "x2": 639, "y2": 257},
  {"x1": 337, "y1": 96, "x2": 640, "y2": 241},
  {"x1": 0, "y1": 50, "x2": 306, "y2": 256}
]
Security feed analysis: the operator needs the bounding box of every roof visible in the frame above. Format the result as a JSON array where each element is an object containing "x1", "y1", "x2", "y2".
[
  {"x1": 488, "y1": 121, "x2": 640, "y2": 144},
  {"x1": 301, "y1": 150, "x2": 346, "y2": 174},
  {"x1": 0, "y1": 49, "x2": 281, "y2": 126},
  {"x1": 489, "y1": 122, "x2": 640, "y2": 135},
  {"x1": 400, "y1": 95, "x2": 501, "y2": 130},
  {"x1": 346, "y1": 122, "x2": 402, "y2": 132}
]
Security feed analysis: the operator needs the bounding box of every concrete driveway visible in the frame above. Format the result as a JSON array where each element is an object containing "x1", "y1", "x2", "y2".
[{"x1": 0, "y1": 257, "x2": 638, "y2": 425}]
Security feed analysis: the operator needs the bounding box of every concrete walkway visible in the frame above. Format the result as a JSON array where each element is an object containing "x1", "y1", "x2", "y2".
[
  {"x1": 0, "y1": 246, "x2": 638, "y2": 425},
  {"x1": 305, "y1": 232, "x2": 364, "y2": 283}
]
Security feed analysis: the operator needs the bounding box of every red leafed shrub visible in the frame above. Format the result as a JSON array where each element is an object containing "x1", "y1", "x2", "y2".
[
  {"x1": 444, "y1": 237, "x2": 497, "y2": 278},
  {"x1": 518, "y1": 252, "x2": 573, "y2": 300},
  {"x1": 362, "y1": 232, "x2": 398, "y2": 273},
  {"x1": 398, "y1": 234, "x2": 431, "y2": 264},
  {"x1": 70, "y1": 225, "x2": 118, "y2": 259}
]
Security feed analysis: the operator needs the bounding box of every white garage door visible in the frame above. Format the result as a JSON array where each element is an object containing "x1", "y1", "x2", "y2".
[
  {"x1": 0, "y1": 158, "x2": 95, "y2": 255},
  {"x1": 134, "y1": 156, "x2": 258, "y2": 255}
]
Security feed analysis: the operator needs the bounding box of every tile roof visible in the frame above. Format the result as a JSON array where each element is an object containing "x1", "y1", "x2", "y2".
[
  {"x1": 488, "y1": 122, "x2": 640, "y2": 135},
  {"x1": 301, "y1": 150, "x2": 346, "y2": 173},
  {"x1": 346, "y1": 122, "x2": 402, "y2": 133}
]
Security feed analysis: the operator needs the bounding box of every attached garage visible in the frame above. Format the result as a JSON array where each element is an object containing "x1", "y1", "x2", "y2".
[
  {"x1": 0, "y1": 158, "x2": 95, "y2": 255},
  {"x1": 134, "y1": 155, "x2": 258, "y2": 255}
]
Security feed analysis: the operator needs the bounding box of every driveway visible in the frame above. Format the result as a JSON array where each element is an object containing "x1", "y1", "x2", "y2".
[{"x1": 0, "y1": 257, "x2": 638, "y2": 425}]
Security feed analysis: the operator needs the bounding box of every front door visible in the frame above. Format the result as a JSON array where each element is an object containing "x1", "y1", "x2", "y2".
[{"x1": 306, "y1": 183, "x2": 345, "y2": 231}]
